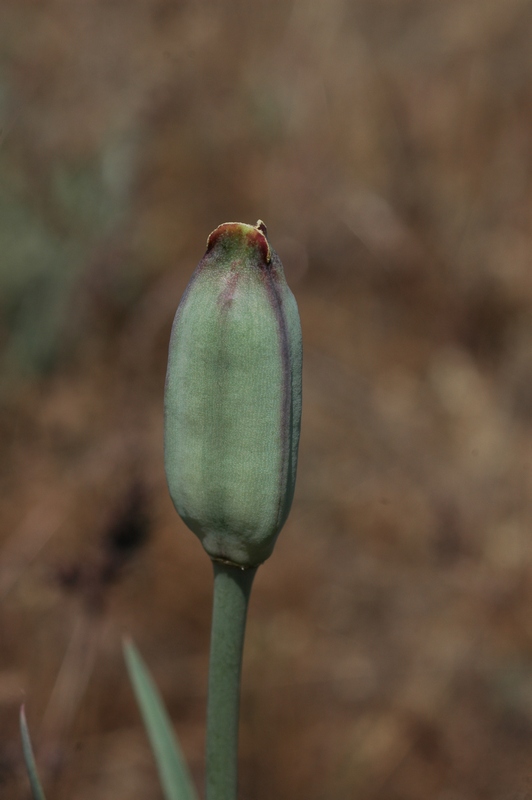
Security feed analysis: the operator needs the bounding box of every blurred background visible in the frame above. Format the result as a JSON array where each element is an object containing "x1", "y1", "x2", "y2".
[{"x1": 1, "y1": 0, "x2": 532, "y2": 798}]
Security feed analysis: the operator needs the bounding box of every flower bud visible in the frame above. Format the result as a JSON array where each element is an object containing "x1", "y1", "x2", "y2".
[{"x1": 164, "y1": 221, "x2": 302, "y2": 568}]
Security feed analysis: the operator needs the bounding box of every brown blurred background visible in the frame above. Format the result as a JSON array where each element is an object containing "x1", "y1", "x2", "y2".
[{"x1": 2, "y1": 0, "x2": 532, "y2": 798}]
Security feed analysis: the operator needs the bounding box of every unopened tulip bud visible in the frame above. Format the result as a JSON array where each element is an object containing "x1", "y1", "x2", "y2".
[{"x1": 164, "y1": 221, "x2": 302, "y2": 568}]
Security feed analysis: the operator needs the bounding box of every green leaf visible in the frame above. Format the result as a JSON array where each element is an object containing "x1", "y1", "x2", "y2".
[
  {"x1": 19, "y1": 706, "x2": 47, "y2": 800},
  {"x1": 123, "y1": 639, "x2": 198, "y2": 800}
]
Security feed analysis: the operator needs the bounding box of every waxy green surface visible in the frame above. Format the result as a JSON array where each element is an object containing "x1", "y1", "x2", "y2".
[{"x1": 164, "y1": 221, "x2": 302, "y2": 567}]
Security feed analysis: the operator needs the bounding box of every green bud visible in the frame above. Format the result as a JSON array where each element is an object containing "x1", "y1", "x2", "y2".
[{"x1": 164, "y1": 221, "x2": 302, "y2": 568}]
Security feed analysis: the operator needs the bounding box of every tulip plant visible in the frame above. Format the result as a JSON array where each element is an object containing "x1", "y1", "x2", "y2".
[{"x1": 21, "y1": 220, "x2": 303, "y2": 800}]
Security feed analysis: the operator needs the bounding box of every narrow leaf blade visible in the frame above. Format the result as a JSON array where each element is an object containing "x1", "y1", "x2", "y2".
[
  {"x1": 19, "y1": 706, "x2": 47, "y2": 800},
  {"x1": 123, "y1": 639, "x2": 198, "y2": 800}
]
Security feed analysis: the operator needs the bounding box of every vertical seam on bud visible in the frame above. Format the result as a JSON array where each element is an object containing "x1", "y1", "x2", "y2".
[
  {"x1": 217, "y1": 271, "x2": 240, "y2": 311},
  {"x1": 262, "y1": 266, "x2": 292, "y2": 530}
]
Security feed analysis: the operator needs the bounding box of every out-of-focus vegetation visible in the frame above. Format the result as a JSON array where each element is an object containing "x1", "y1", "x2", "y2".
[{"x1": 2, "y1": 1, "x2": 532, "y2": 798}]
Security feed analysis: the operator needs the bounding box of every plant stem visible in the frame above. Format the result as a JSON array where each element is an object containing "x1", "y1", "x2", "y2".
[{"x1": 206, "y1": 560, "x2": 257, "y2": 800}]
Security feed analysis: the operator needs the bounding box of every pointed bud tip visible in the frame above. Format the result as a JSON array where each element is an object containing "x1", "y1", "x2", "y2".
[{"x1": 206, "y1": 221, "x2": 271, "y2": 265}]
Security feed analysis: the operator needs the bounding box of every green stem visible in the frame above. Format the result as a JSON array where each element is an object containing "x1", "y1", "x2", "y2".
[{"x1": 206, "y1": 561, "x2": 257, "y2": 800}]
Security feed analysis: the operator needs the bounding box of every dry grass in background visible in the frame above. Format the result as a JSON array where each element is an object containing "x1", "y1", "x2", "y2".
[{"x1": 2, "y1": 1, "x2": 532, "y2": 798}]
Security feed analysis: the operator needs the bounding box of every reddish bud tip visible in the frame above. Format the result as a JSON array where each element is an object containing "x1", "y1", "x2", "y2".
[{"x1": 206, "y1": 221, "x2": 271, "y2": 265}]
